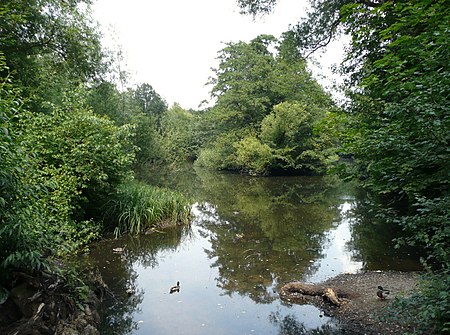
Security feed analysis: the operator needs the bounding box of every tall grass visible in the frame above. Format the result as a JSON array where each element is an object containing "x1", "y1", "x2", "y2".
[{"x1": 106, "y1": 181, "x2": 191, "y2": 236}]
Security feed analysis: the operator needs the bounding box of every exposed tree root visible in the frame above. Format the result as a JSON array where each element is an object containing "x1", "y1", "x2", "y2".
[{"x1": 0, "y1": 269, "x2": 107, "y2": 335}]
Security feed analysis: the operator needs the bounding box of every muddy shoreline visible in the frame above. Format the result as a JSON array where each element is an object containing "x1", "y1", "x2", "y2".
[
  {"x1": 0, "y1": 270, "x2": 106, "y2": 335},
  {"x1": 1, "y1": 270, "x2": 420, "y2": 334},
  {"x1": 282, "y1": 270, "x2": 421, "y2": 334}
]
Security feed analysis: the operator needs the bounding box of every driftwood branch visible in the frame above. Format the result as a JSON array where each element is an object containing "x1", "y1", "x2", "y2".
[
  {"x1": 280, "y1": 281, "x2": 350, "y2": 307},
  {"x1": 323, "y1": 287, "x2": 341, "y2": 306}
]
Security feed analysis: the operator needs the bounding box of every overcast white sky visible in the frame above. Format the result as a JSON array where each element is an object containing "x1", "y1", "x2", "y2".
[{"x1": 92, "y1": 0, "x2": 344, "y2": 109}]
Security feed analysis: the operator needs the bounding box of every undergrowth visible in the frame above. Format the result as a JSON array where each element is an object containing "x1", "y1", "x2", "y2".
[{"x1": 381, "y1": 269, "x2": 450, "y2": 334}]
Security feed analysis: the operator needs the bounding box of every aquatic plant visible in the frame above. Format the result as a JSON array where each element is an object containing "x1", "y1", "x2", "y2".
[{"x1": 107, "y1": 180, "x2": 191, "y2": 236}]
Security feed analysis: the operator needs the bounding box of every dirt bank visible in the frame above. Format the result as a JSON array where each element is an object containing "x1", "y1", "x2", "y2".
[
  {"x1": 282, "y1": 271, "x2": 421, "y2": 334},
  {"x1": 0, "y1": 270, "x2": 106, "y2": 335}
]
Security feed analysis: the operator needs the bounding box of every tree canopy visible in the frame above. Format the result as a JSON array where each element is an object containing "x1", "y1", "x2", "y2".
[
  {"x1": 195, "y1": 33, "x2": 338, "y2": 175},
  {"x1": 236, "y1": 0, "x2": 449, "y2": 332},
  {"x1": 0, "y1": 0, "x2": 104, "y2": 111}
]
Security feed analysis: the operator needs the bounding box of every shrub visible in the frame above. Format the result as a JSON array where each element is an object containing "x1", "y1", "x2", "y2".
[
  {"x1": 383, "y1": 270, "x2": 450, "y2": 334},
  {"x1": 196, "y1": 131, "x2": 243, "y2": 171},
  {"x1": 1, "y1": 63, "x2": 49, "y2": 275},
  {"x1": 0, "y1": 63, "x2": 99, "y2": 280},
  {"x1": 260, "y1": 101, "x2": 312, "y2": 148},
  {"x1": 259, "y1": 101, "x2": 338, "y2": 174},
  {"x1": 396, "y1": 196, "x2": 450, "y2": 267},
  {"x1": 234, "y1": 135, "x2": 273, "y2": 175},
  {"x1": 132, "y1": 113, "x2": 163, "y2": 166},
  {"x1": 19, "y1": 105, "x2": 136, "y2": 219},
  {"x1": 161, "y1": 104, "x2": 202, "y2": 163}
]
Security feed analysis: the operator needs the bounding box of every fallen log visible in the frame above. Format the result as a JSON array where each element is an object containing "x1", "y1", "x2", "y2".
[
  {"x1": 280, "y1": 281, "x2": 349, "y2": 306},
  {"x1": 323, "y1": 287, "x2": 341, "y2": 306}
]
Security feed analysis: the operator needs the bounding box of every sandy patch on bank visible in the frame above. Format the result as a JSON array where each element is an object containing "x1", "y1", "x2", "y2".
[
  {"x1": 280, "y1": 270, "x2": 421, "y2": 334},
  {"x1": 321, "y1": 271, "x2": 421, "y2": 334}
]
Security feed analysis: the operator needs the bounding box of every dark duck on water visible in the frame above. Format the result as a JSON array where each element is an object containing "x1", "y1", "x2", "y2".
[
  {"x1": 169, "y1": 281, "x2": 180, "y2": 294},
  {"x1": 377, "y1": 286, "x2": 390, "y2": 300}
]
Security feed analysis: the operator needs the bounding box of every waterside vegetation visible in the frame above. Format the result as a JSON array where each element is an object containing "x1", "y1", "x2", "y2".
[
  {"x1": 0, "y1": 0, "x2": 190, "y2": 324},
  {"x1": 236, "y1": 0, "x2": 449, "y2": 333},
  {"x1": 105, "y1": 181, "x2": 191, "y2": 236},
  {"x1": 0, "y1": 0, "x2": 448, "y2": 334}
]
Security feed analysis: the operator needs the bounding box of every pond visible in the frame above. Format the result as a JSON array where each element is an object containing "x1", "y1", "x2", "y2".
[{"x1": 82, "y1": 166, "x2": 421, "y2": 335}]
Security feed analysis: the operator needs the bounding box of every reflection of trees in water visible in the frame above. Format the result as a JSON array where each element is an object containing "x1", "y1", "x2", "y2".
[
  {"x1": 193, "y1": 172, "x2": 345, "y2": 303},
  {"x1": 269, "y1": 312, "x2": 341, "y2": 335},
  {"x1": 140, "y1": 165, "x2": 406, "y2": 301},
  {"x1": 123, "y1": 225, "x2": 193, "y2": 267},
  {"x1": 100, "y1": 266, "x2": 143, "y2": 335},
  {"x1": 85, "y1": 226, "x2": 190, "y2": 335},
  {"x1": 344, "y1": 193, "x2": 422, "y2": 271}
]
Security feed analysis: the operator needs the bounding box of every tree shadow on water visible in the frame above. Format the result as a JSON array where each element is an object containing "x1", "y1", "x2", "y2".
[{"x1": 269, "y1": 312, "x2": 342, "y2": 335}]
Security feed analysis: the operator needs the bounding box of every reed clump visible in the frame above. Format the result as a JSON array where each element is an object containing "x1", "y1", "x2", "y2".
[{"x1": 107, "y1": 181, "x2": 191, "y2": 236}]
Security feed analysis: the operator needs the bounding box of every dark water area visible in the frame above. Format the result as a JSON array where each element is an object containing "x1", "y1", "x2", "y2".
[{"x1": 82, "y1": 166, "x2": 422, "y2": 335}]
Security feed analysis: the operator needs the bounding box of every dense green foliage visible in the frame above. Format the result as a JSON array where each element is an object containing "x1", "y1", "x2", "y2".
[
  {"x1": 19, "y1": 104, "x2": 136, "y2": 219},
  {"x1": 0, "y1": 64, "x2": 102, "y2": 277},
  {"x1": 160, "y1": 103, "x2": 202, "y2": 163},
  {"x1": 383, "y1": 271, "x2": 450, "y2": 334},
  {"x1": 338, "y1": 3, "x2": 449, "y2": 294},
  {"x1": 195, "y1": 34, "x2": 338, "y2": 175},
  {"x1": 133, "y1": 83, "x2": 167, "y2": 129},
  {"x1": 237, "y1": 0, "x2": 449, "y2": 332},
  {"x1": 0, "y1": 1, "x2": 190, "y2": 294},
  {"x1": 88, "y1": 81, "x2": 166, "y2": 166},
  {"x1": 1, "y1": 57, "x2": 47, "y2": 274},
  {"x1": 0, "y1": 0, "x2": 104, "y2": 112}
]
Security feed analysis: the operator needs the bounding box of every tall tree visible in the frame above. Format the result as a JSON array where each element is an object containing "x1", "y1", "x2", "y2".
[
  {"x1": 208, "y1": 34, "x2": 332, "y2": 129},
  {"x1": 133, "y1": 83, "x2": 167, "y2": 117},
  {"x1": 0, "y1": 0, "x2": 104, "y2": 110},
  {"x1": 88, "y1": 82, "x2": 166, "y2": 166},
  {"x1": 209, "y1": 34, "x2": 278, "y2": 127},
  {"x1": 235, "y1": 1, "x2": 449, "y2": 331},
  {"x1": 198, "y1": 33, "x2": 336, "y2": 174},
  {"x1": 133, "y1": 83, "x2": 168, "y2": 130}
]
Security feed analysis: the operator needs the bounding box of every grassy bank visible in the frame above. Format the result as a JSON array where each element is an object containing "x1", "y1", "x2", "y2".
[{"x1": 106, "y1": 180, "x2": 191, "y2": 236}]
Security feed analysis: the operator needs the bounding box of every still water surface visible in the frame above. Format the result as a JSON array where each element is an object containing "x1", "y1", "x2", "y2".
[{"x1": 84, "y1": 167, "x2": 421, "y2": 335}]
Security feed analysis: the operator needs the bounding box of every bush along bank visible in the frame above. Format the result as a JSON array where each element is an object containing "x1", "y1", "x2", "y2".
[{"x1": 0, "y1": 61, "x2": 191, "y2": 334}]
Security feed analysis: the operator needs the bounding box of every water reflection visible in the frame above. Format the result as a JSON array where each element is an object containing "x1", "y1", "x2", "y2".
[
  {"x1": 306, "y1": 202, "x2": 363, "y2": 283},
  {"x1": 269, "y1": 312, "x2": 343, "y2": 335},
  {"x1": 83, "y1": 226, "x2": 192, "y2": 334},
  {"x1": 85, "y1": 166, "x2": 420, "y2": 334},
  {"x1": 346, "y1": 196, "x2": 423, "y2": 271},
  {"x1": 187, "y1": 172, "x2": 357, "y2": 299},
  {"x1": 87, "y1": 224, "x2": 341, "y2": 335}
]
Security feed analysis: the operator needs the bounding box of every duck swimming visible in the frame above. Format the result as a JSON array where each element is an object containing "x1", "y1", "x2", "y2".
[
  {"x1": 169, "y1": 281, "x2": 180, "y2": 294},
  {"x1": 377, "y1": 285, "x2": 390, "y2": 300}
]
